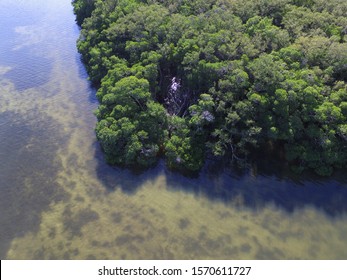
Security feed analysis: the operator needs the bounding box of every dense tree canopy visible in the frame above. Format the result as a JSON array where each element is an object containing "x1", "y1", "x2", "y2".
[{"x1": 73, "y1": 0, "x2": 347, "y2": 175}]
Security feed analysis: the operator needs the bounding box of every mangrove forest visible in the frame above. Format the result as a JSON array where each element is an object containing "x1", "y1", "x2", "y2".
[{"x1": 73, "y1": 0, "x2": 347, "y2": 176}]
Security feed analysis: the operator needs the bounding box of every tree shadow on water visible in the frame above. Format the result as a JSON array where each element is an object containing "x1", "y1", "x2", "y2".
[
  {"x1": 166, "y1": 159, "x2": 347, "y2": 217},
  {"x1": 93, "y1": 143, "x2": 167, "y2": 194},
  {"x1": 94, "y1": 146, "x2": 347, "y2": 218}
]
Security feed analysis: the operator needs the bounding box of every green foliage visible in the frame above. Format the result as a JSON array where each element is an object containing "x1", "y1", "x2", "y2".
[
  {"x1": 95, "y1": 75, "x2": 167, "y2": 167},
  {"x1": 74, "y1": 0, "x2": 347, "y2": 175},
  {"x1": 72, "y1": 0, "x2": 96, "y2": 25},
  {"x1": 165, "y1": 116, "x2": 205, "y2": 172}
]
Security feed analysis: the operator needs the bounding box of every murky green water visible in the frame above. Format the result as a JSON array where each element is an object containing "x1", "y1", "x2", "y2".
[{"x1": 1, "y1": 0, "x2": 347, "y2": 260}]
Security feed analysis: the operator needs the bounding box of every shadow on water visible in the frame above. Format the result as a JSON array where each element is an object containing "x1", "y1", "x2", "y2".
[
  {"x1": 0, "y1": 112, "x2": 69, "y2": 259},
  {"x1": 94, "y1": 144, "x2": 347, "y2": 217},
  {"x1": 75, "y1": 53, "x2": 99, "y2": 104},
  {"x1": 93, "y1": 143, "x2": 155, "y2": 194}
]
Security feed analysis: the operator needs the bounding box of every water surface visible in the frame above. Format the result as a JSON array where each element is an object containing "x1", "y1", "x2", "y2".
[{"x1": 1, "y1": 0, "x2": 347, "y2": 260}]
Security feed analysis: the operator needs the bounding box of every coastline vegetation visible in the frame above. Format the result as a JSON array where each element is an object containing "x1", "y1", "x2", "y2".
[{"x1": 73, "y1": 0, "x2": 347, "y2": 176}]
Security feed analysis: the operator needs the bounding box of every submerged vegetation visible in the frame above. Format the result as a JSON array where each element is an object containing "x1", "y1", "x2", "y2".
[{"x1": 73, "y1": 0, "x2": 347, "y2": 176}]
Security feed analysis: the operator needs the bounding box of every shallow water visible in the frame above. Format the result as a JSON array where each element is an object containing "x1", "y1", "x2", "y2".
[{"x1": 0, "y1": 0, "x2": 347, "y2": 260}]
